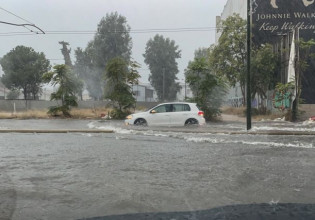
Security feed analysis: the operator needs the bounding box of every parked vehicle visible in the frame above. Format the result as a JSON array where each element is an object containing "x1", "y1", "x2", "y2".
[{"x1": 125, "y1": 102, "x2": 205, "y2": 126}]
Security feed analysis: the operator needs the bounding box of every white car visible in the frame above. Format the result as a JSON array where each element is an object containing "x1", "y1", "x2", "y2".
[{"x1": 125, "y1": 102, "x2": 206, "y2": 126}]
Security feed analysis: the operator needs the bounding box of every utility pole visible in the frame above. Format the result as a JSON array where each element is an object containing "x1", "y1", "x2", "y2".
[
  {"x1": 184, "y1": 78, "x2": 187, "y2": 100},
  {"x1": 246, "y1": 0, "x2": 252, "y2": 130},
  {"x1": 162, "y1": 68, "x2": 165, "y2": 101}
]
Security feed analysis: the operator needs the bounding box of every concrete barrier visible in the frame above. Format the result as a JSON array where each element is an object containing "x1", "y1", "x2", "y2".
[{"x1": 300, "y1": 104, "x2": 315, "y2": 119}]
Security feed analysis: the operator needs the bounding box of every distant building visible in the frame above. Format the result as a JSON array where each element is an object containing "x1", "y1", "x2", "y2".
[
  {"x1": 215, "y1": 0, "x2": 246, "y2": 44},
  {"x1": 0, "y1": 82, "x2": 7, "y2": 100},
  {"x1": 216, "y1": 0, "x2": 246, "y2": 106},
  {"x1": 132, "y1": 83, "x2": 157, "y2": 102},
  {"x1": 177, "y1": 82, "x2": 193, "y2": 101}
]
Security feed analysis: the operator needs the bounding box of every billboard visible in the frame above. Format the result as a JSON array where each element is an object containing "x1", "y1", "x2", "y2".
[
  {"x1": 252, "y1": 0, "x2": 315, "y2": 104},
  {"x1": 252, "y1": 0, "x2": 315, "y2": 43}
]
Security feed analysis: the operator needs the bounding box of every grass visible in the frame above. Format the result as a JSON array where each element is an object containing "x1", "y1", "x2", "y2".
[
  {"x1": 221, "y1": 106, "x2": 246, "y2": 116},
  {"x1": 221, "y1": 106, "x2": 285, "y2": 121},
  {"x1": 0, "y1": 108, "x2": 112, "y2": 119}
]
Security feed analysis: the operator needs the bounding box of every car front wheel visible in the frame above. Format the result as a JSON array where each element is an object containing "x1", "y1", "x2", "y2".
[{"x1": 134, "y1": 118, "x2": 148, "y2": 126}]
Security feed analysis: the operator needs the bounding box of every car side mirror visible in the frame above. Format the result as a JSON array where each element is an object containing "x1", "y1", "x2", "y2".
[{"x1": 150, "y1": 110, "x2": 157, "y2": 114}]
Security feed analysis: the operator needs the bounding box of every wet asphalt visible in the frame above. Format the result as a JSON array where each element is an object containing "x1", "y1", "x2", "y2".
[{"x1": 0, "y1": 119, "x2": 314, "y2": 219}]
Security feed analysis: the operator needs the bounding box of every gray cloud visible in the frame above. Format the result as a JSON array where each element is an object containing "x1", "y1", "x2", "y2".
[{"x1": 0, "y1": 0, "x2": 227, "y2": 82}]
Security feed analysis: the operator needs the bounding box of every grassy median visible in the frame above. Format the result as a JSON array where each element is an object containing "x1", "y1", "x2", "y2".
[{"x1": 0, "y1": 108, "x2": 112, "y2": 119}]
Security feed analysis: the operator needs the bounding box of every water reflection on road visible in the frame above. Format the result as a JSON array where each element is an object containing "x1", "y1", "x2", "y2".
[{"x1": 0, "y1": 119, "x2": 314, "y2": 220}]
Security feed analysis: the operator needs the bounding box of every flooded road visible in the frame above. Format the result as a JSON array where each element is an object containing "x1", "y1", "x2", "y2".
[{"x1": 0, "y1": 120, "x2": 315, "y2": 219}]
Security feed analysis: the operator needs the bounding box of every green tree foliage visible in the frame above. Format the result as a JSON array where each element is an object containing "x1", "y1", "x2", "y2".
[
  {"x1": 211, "y1": 14, "x2": 246, "y2": 103},
  {"x1": 143, "y1": 34, "x2": 181, "y2": 101},
  {"x1": 251, "y1": 44, "x2": 278, "y2": 113},
  {"x1": 295, "y1": 39, "x2": 315, "y2": 101},
  {"x1": 185, "y1": 49, "x2": 227, "y2": 121},
  {"x1": 6, "y1": 89, "x2": 20, "y2": 100},
  {"x1": 0, "y1": 46, "x2": 50, "y2": 100},
  {"x1": 274, "y1": 81, "x2": 295, "y2": 115},
  {"x1": 43, "y1": 65, "x2": 79, "y2": 117},
  {"x1": 292, "y1": 38, "x2": 315, "y2": 121},
  {"x1": 104, "y1": 57, "x2": 140, "y2": 119},
  {"x1": 74, "y1": 12, "x2": 132, "y2": 100}
]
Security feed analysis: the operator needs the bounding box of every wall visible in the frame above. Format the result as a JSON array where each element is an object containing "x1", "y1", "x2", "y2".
[
  {"x1": 0, "y1": 100, "x2": 159, "y2": 112},
  {"x1": 300, "y1": 104, "x2": 315, "y2": 119}
]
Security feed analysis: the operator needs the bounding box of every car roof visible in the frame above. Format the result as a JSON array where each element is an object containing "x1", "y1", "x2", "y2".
[{"x1": 157, "y1": 102, "x2": 196, "y2": 105}]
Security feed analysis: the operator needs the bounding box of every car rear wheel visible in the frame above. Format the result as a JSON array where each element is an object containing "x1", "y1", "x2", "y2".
[
  {"x1": 185, "y1": 118, "x2": 199, "y2": 126},
  {"x1": 134, "y1": 118, "x2": 147, "y2": 126}
]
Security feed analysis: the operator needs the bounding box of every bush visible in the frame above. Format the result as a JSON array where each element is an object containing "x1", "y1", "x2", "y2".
[
  {"x1": 243, "y1": 108, "x2": 271, "y2": 116},
  {"x1": 203, "y1": 107, "x2": 221, "y2": 121},
  {"x1": 6, "y1": 90, "x2": 20, "y2": 99},
  {"x1": 109, "y1": 108, "x2": 131, "y2": 119}
]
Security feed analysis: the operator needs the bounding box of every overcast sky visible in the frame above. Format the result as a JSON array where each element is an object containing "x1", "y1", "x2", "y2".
[{"x1": 0, "y1": 0, "x2": 227, "y2": 83}]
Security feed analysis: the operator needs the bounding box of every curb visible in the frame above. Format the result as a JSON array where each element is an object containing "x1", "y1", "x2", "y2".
[
  {"x1": 0, "y1": 129, "x2": 114, "y2": 134},
  {"x1": 0, "y1": 129, "x2": 314, "y2": 135},
  {"x1": 248, "y1": 131, "x2": 315, "y2": 136},
  {"x1": 125, "y1": 127, "x2": 315, "y2": 136},
  {"x1": 200, "y1": 130, "x2": 315, "y2": 136}
]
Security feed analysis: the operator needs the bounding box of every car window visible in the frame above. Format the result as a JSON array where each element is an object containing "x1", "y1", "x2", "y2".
[
  {"x1": 153, "y1": 104, "x2": 172, "y2": 113},
  {"x1": 172, "y1": 104, "x2": 191, "y2": 112}
]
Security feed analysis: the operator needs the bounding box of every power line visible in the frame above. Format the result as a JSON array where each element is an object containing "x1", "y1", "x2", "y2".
[
  {"x1": 0, "y1": 21, "x2": 45, "y2": 34},
  {"x1": 0, "y1": 7, "x2": 45, "y2": 34},
  {"x1": 0, "y1": 26, "x2": 219, "y2": 36},
  {"x1": 0, "y1": 6, "x2": 34, "y2": 24}
]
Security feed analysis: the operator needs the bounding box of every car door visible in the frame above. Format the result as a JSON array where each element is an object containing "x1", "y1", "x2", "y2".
[
  {"x1": 146, "y1": 104, "x2": 171, "y2": 126},
  {"x1": 170, "y1": 104, "x2": 191, "y2": 126}
]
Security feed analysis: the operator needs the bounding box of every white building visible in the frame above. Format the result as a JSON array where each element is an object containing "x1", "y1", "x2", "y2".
[
  {"x1": 0, "y1": 82, "x2": 7, "y2": 100},
  {"x1": 132, "y1": 83, "x2": 157, "y2": 102},
  {"x1": 216, "y1": 0, "x2": 246, "y2": 43},
  {"x1": 216, "y1": 0, "x2": 247, "y2": 106}
]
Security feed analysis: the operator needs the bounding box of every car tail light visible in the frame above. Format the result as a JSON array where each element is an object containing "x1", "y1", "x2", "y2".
[{"x1": 198, "y1": 111, "x2": 204, "y2": 117}]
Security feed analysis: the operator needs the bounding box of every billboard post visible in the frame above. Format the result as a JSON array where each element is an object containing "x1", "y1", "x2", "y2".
[{"x1": 247, "y1": 0, "x2": 252, "y2": 130}]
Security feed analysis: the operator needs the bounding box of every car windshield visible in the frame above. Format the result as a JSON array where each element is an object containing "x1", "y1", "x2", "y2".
[{"x1": 0, "y1": 0, "x2": 315, "y2": 219}]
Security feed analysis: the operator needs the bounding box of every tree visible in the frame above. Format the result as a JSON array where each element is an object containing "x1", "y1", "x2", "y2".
[
  {"x1": 273, "y1": 81, "x2": 295, "y2": 118},
  {"x1": 104, "y1": 57, "x2": 140, "y2": 119},
  {"x1": 292, "y1": 38, "x2": 315, "y2": 121},
  {"x1": 59, "y1": 41, "x2": 72, "y2": 67},
  {"x1": 43, "y1": 65, "x2": 79, "y2": 117},
  {"x1": 251, "y1": 44, "x2": 278, "y2": 113},
  {"x1": 60, "y1": 41, "x2": 84, "y2": 100},
  {"x1": 211, "y1": 14, "x2": 247, "y2": 104},
  {"x1": 143, "y1": 34, "x2": 181, "y2": 101},
  {"x1": 0, "y1": 46, "x2": 50, "y2": 100},
  {"x1": 74, "y1": 12, "x2": 132, "y2": 100},
  {"x1": 185, "y1": 49, "x2": 227, "y2": 121}
]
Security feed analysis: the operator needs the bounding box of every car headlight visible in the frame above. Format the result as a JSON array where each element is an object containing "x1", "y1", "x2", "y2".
[{"x1": 126, "y1": 115, "x2": 133, "y2": 120}]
